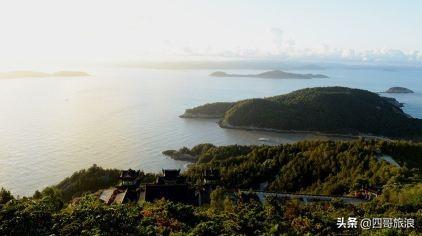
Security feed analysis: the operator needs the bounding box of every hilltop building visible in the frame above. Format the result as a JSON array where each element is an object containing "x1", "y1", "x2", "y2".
[
  {"x1": 99, "y1": 169, "x2": 141, "y2": 204},
  {"x1": 99, "y1": 168, "x2": 220, "y2": 206},
  {"x1": 141, "y1": 169, "x2": 198, "y2": 205}
]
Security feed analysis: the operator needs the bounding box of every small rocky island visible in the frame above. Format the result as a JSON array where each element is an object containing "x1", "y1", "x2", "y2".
[
  {"x1": 0, "y1": 70, "x2": 90, "y2": 79},
  {"x1": 210, "y1": 70, "x2": 328, "y2": 79},
  {"x1": 181, "y1": 87, "x2": 422, "y2": 140},
  {"x1": 384, "y1": 87, "x2": 414, "y2": 93}
]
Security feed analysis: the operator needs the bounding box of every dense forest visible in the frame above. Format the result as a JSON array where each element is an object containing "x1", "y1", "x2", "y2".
[
  {"x1": 0, "y1": 140, "x2": 421, "y2": 235},
  {"x1": 171, "y1": 140, "x2": 422, "y2": 195},
  {"x1": 181, "y1": 87, "x2": 422, "y2": 140}
]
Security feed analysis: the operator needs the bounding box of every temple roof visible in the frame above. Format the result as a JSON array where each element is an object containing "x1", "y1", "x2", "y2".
[
  {"x1": 120, "y1": 169, "x2": 140, "y2": 179},
  {"x1": 162, "y1": 169, "x2": 180, "y2": 178}
]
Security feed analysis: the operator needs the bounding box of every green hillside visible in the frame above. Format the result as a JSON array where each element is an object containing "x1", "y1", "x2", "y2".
[
  {"x1": 184, "y1": 140, "x2": 422, "y2": 194},
  {"x1": 1, "y1": 140, "x2": 421, "y2": 235},
  {"x1": 183, "y1": 87, "x2": 422, "y2": 139}
]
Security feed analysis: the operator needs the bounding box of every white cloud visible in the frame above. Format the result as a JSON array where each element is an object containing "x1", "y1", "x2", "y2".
[{"x1": 170, "y1": 28, "x2": 422, "y2": 65}]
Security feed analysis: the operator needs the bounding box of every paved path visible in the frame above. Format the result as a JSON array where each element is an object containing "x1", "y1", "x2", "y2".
[{"x1": 241, "y1": 191, "x2": 367, "y2": 205}]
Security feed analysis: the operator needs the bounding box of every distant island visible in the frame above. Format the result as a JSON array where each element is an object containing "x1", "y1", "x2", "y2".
[
  {"x1": 181, "y1": 87, "x2": 422, "y2": 140},
  {"x1": 0, "y1": 70, "x2": 90, "y2": 79},
  {"x1": 209, "y1": 70, "x2": 329, "y2": 79},
  {"x1": 383, "y1": 87, "x2": 414, "y2": 93}
]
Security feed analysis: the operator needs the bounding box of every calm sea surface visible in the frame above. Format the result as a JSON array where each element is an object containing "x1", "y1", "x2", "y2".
[{"x1": 1, "y1": 67, "x2": 421, "y2": 195}]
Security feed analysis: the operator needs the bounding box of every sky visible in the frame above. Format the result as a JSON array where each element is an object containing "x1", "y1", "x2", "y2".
[{"x1": 0, "y1": 0, "x2": 421, "y2": 67}]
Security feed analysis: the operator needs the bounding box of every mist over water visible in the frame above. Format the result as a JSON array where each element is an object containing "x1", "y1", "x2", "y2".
[{"x1": 0, "y1": 67, "x2": 421, "y2": 196}]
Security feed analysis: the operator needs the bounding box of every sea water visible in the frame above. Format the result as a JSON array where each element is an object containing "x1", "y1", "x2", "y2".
[{"x1": 0, "y1": 67, "x2": 421, "y2": 195}]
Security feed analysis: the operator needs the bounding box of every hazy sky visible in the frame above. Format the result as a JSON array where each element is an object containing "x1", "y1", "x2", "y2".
[{"x1": 1, "y1": 0, "x2": 421, "y2": 66}]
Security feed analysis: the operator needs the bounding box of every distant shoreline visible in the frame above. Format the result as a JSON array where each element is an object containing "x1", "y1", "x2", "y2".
[
  {"x1": 210, "y1": 70, "x2": 329, "y2": 79},
  {"x1": 0, "y1": 70, "x2": 90, "y2": 79}
]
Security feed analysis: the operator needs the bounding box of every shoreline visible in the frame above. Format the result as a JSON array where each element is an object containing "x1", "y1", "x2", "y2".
[
  {"x1": 162, "y1": 150, "x2": 197, "y2": 162},
  {"x1": 179, "y1": 113, "x2": 223, "y2": 119},
  {"x1": 179, "y1": 113, "x2": 395, "y2": 141},
  {"x1": 218, "y1": 122, "x2": 393, "y2": 141}
]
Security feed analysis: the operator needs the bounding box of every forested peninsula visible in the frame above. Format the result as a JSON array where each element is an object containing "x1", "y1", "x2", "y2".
[{"x1": 181, "y1": 87, "x2": 422, "y2": 140}]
